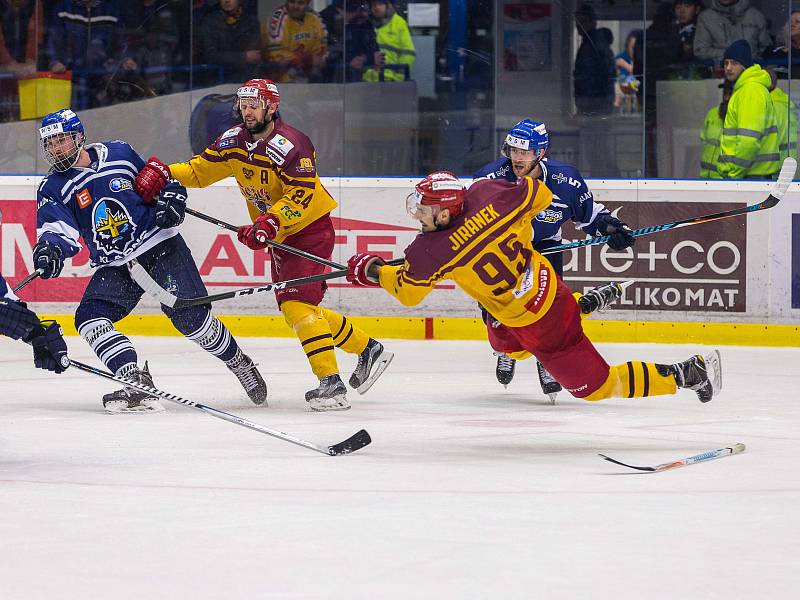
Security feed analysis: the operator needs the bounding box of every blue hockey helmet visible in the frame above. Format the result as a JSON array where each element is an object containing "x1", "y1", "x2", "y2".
[
  {"x1": 39, "y1": 109, "x2": 86, "y2": 172},
  {"x1": 501, "y1": 119, "x2": 549, "y2": 159}
]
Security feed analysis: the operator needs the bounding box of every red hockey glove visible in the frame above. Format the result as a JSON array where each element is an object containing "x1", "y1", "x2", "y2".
[
  {"x1": 135, "y1": 156, "x2": 171, "y2": 204},
  {"x1": 237, "y1": 213, "x2": 280, "y2": 250},
  {"x1": 346, "y1": 253, "x2": 385, "y2": 287}
]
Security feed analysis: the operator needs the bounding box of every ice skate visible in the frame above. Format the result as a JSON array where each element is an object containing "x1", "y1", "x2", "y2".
[
  {"x1": 663, "y1": 349, "x2": 722, "y2": 402},
  {"x1": 349, "y1": 338, "x2": 393, "y2": 394},
  {"x1": 494, "y1": 352, "x2": 515, "y2": 388},
  {"x1": 226, "y1": 350, "x2": 268, "y2": 406},
  {"x1": 102, "y1": 362, "x2": 164, "y2": 413},
  {"x1": 536, "y1": 360, "x2": 561, "y2": 404},
  {"x1": 306, "y1": 374, "x2": 350, "y2": 411},
  {"x1": 578, "y1": 281, "x2": 632, "y2": 314}
]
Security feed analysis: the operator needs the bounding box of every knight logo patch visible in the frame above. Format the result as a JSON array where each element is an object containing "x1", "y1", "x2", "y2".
[
  {"x1": 268, "y1": 134, "x2": 294, "y2": 155},
  {"x1": 109, "y1": 178, "x2": 132, "y2": 193},
  {"x1": 535, "y1": 208, "x2": 563, "y2": 224},
  {"x1": 92, "y1": 198, "x2": 137, "y2": 257},
  {"x1": 76, "y1": 188, "x2": 93, "y2": 208}
]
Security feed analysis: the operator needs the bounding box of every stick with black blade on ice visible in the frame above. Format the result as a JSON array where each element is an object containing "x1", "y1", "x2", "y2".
[
  {"x1": 69, "y1": 359, "x2": 371, "y2": 456},
  {"x1": 599, "y1": 443, "x2": 745, "y2": 473}
]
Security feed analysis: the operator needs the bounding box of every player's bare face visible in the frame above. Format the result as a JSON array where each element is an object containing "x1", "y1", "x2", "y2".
[
  {"x1": 510, "y1": 147, "x2": 538, "y2": 178},
  {"x1": 413, "y1": 204, "x2": 450, "y2": 232},
  {"x1": 240, "y1": 100, "x2": 268, "y2": 132}
]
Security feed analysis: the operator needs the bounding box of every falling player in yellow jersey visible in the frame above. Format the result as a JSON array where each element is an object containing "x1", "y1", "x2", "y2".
[
  {"x1": 346, "y1": 172, "x2": 722, "y2": 403},
  {"x1": 134, "y1": 79, "x2": 392, "y2": 411}
]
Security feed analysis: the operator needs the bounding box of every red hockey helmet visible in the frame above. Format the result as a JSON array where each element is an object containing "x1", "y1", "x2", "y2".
[
  {"x1": 408, "y1": 171, "x2": 466, "y2": 220},
  {"x1": 236, "y1": 79, "x2": 280, "y2": 112}
]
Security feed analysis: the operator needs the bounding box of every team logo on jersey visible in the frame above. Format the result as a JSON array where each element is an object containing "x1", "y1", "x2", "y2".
[
  {"x1": 76, "y1": 188, "x2": 93, "y2": 208},
  {"x1": 242, "y1": 167, "x2": 254, "y2": 179},
  {"x1": 109, "y1": 178, "x2": 132, "y2": 193},
  {"x1": 552, "y1": 172, "x2": 567, "y2": 185},
  {"x1": 92, "y1": 198, "x2": 137, "y2": 257},
  {"x1": 268, "y1": 134, "x2": 294, "y2": 155},
  {"x1": 297, "y1": 157, "x2": 314, "y2": 173},
  {"x1": 535, "y1": 208, "x2": 563, "y2": 224},
  {"x1": 218, "y1": 137, "x2": 237, "y2": 150}
]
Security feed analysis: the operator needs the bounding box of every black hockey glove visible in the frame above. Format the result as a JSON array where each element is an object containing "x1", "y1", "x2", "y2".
[
  {"x1": 155, "y1": 181, "x2": 188, "y2": 229},
  {"x1": 26, "y1": 320, "x2": 70, "y2": 373},
  {"x1": 33, "y1": 240, "x2": 64, "y2": 279},
  {"x1": 0, "y1": 298, "x2": 40, "y2": 340},
  {"x1": 597, "y1": 214, "x2": 635, "y2": 251}
]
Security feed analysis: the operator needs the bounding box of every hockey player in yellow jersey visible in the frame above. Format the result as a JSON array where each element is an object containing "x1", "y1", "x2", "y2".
[
  {"x1": 346, "y1": 172, "x2": 722, "y2": 404},
  {"x1": 135, "y1": 79, "x2": 393, "y2": 411}
]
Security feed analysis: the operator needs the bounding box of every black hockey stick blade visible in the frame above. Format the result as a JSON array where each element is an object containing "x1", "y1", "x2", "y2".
[
  {"x1": 328, "y1": 428, "x2": 372, "y2": 456},
  {"x1": 598, "y1": 453, "x2": 655, "y2": 472}
]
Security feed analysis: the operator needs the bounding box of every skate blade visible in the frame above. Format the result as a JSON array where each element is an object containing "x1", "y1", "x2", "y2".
[
  {"x1": 307, "y1": 396, "x2": 351, "y2": 412},
  {"x1": 547, "y1": 392, "x2": 558, "y2": 405},
  {"x1": 356, "y1": 351, "x2": 394, "y2": 395},
  {"x1": 104, "y1": 401, "x2": 165, "y2": 414}
]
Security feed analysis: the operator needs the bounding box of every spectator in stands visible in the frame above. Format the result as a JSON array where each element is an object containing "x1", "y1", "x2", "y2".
[
  {"x1": 573, "y1": 3, "x2": 614, "y2": 117},
  {"x1": 717, "y1": 40, "x2": 780, "y2": 180},
  {"x1": 264, "y1": 0, "x2": 327, "y2": 83},
  {"x1": 0, "y1": 0, "x2": 42, "y2": 77},
  {"x1": 764, "y1": 10, "x2": 800, "y2": 80},
  {"x1": 123, "y1": 0, "x2": 190, "y2": 96},
  {"x1": 700, "y1": 80, "x2": 733, "y2": 179},
  {"x1": 321, "y1": 0, "x2": 384, "y2": 83},
  {"x1": 573, "y1": 3, "x2": 617, "y2": 177},
  {"x1": 363, "y1": 0, "x2": 414, "y2": 82},
  {"x1": 673, "y1": 0, "x2": 701, "y2": 64},
  {"x1": 47, "y1": 1, "x2": 136, "y2": 108},
  {"x1": 767, "y1": 68, "x2": 797, "y2": 162},
  {"x1": 614, "y1": 29, "x2": 642, "y2": 112},
  {"x1": 197, "y1": 0, "x2": 261, "y2": 84},
  {"x1": 694, "y1": 0, "x2": 771, "y2": 64}
]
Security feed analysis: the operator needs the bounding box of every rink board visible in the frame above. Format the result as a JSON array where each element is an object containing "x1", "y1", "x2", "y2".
[{"x1": 2, "y1": 176, "x2": 800, "y2": 344}]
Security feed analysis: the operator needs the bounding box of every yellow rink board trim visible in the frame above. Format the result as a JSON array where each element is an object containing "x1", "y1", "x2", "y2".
[{"x1": 40, "y1": 314, "x2": 800, "y2": 347}]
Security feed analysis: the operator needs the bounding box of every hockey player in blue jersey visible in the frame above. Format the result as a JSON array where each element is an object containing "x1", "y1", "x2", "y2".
[
  {"x1": 0, "y1": 273, "x2": 70, "y2": 373},
  {"x1": 33, "y1": 109, "x2": 266, "y2": 412},
  {"x1": 473, "y1": 119, "x2": 635, "y2": 401}
]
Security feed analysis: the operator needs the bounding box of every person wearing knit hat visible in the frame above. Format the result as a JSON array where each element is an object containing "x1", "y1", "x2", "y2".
[
  {"x1": 723, "y1": 39, "x2": 752, "y2": 72},
  {"x1": 717, "y1": 39, "x2": 780, "y2": 179}
]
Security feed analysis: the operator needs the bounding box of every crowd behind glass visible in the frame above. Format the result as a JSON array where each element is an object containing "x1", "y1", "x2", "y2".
[{"x1": 0, "y1": 0, "x2": 797, "y2": 178}]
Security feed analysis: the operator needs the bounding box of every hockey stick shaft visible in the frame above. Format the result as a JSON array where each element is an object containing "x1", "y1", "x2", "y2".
[
  {"x1": 12, "y1": 269, "x2": 43, "y2": 293},
  {"x1": 130, "y1": 257, "x2": 405, "y2": 309},
  {"x1": 542, "y1": 156, "x2": 796, "y2": 256},
  {"x1": 68, "y1": 359, "x2": 370, "y2": 456},
  {"x1": 185, "y1": 207, "x2": 346, "y2": 270}
]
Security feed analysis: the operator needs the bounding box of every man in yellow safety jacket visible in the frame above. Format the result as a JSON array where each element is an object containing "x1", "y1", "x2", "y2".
[
  {"x1": 700, "y1": 81, "x2": 733, "y2": 178},
  {"x1": 363, "y1": 0, "x2": 415, "y2": 81},
  {"x1": 717, "y1": 40, "x2": 781, "y2": 179},
  {"x1": 768, "y1": 69, "x2": 798, "y2": 161}
]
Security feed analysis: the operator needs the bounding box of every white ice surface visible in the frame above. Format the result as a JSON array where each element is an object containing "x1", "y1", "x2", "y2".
[{"x1": 1, "y1": 336, "x2": 798, "y2": 600}]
